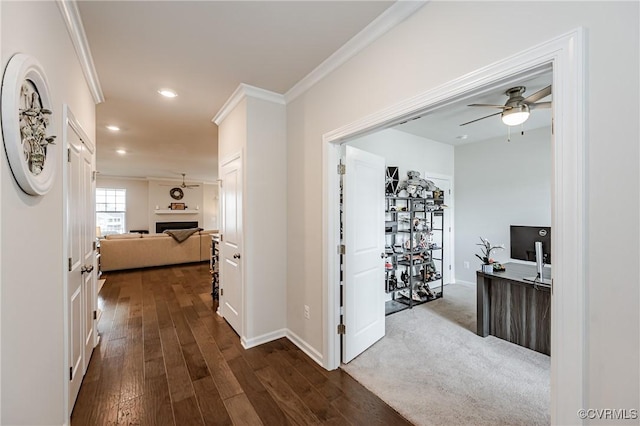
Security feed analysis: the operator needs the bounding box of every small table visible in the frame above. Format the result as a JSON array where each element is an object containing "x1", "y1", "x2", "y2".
[{"x1": 477, "y1": 262, "x2": 551, "y2": 355}]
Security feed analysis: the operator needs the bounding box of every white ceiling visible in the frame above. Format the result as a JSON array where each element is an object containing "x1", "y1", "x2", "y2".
[
  {"x1": 392, "y1": 72, "x2": 552, "y2": 145},
  {"x1": 79, "y1": 1, "x2": 551, "y2": 184},
  {"x1": 78, "y1": 0, "x2": 395, "y2": 183}
]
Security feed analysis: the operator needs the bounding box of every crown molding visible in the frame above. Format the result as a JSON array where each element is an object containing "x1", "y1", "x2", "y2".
[
  {"x1": 212, "y1": 83, "x2": 285, "y2": 125},
  {"x1": 284, "y1": 0, "x2": 427, "y2": 103},
  {"x1": 213, "y1": 2, "x2": 425, "y2": 120},
  {"x1": 57, "y1": 0, "x2": 104, "y2": 104},
  {"x1": 97, "y1": 175, "x2": 218, "y2": 185}
]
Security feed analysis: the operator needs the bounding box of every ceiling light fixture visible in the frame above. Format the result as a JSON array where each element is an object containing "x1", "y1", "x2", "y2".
[
  {"x1": 116, "y1": 149, "x2": 126, "y2": 155},
  {"x1": 501, "y1": 104, "x2": 530, "y2": 126},
  {"x1": 157, "y1": 89, "x2": 177, "y2": 98},
  {"x1": 106, "y1": 125, "x2": 120, "y2": 131}
]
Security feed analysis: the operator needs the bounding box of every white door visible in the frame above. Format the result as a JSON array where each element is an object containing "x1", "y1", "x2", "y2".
[
  {"x1": 219, "y1": 155, "x2": 243, "y2": 335},
  {"x1": 67, "y1": 117, "x2": 96, "y2": 413},
  {"x1": 426, "y1": 176, "x2": 452, "y2": 286},
  {"x1": 343, "y1": 146, "x2": 385, "y2": 363},
  {"x1": 81, "y1": 142, "x2": 96, "y2": 372}
]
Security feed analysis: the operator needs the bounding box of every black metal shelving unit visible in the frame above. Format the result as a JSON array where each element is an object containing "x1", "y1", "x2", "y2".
[{"x1": 384, "y1": 196, "x2": 444, "y2": 315}]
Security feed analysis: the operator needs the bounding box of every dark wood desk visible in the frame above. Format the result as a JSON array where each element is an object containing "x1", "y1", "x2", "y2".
[{"x1": 477, "y1": 262, "x2": 551, "y2": 355}]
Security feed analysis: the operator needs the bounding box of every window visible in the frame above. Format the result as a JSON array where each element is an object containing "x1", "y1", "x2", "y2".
[{"x1": 96, "y1": 188, "x2": 126, "y2": 235}]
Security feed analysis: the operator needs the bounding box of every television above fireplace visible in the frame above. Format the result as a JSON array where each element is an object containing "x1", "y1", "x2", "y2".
[{"x1": 156, "y1": 221, "x2": 198, "y2": 233}]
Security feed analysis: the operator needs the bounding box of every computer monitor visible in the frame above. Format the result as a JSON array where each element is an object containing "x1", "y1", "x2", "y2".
[{"x1": 510, "y1": 225, "x2": 551, "y2": 265}]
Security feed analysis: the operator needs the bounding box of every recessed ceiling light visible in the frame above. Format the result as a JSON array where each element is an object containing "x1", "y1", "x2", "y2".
[
  {"x1": 116, "y1": 149, "x2": 126, "y2": 155},
  {"x1": 158, "y1": 89, "x2": 178, "y2": 98},
  {"x1": 106, "y1": 125, "x2": 120, "y2": 131},
  {"x1": 456, "y1": 135, "x2": 468, "y2": 140}
]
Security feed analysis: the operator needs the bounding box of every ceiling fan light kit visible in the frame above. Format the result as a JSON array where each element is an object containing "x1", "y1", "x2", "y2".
[
  {"x1": 461, "y1": 84, "x2": 551, "y2": 132},
  {"x1": 501, "y1": 104, "x2": 530, "y2": 126}
]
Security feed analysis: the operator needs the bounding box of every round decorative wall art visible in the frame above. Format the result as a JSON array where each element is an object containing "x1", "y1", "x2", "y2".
[
  {"x1": 170, "y1": 187, "x2": 184, "y2": 200},
  {"x1": 1, "y1": 53, "x2": 57, "y2": 195}
]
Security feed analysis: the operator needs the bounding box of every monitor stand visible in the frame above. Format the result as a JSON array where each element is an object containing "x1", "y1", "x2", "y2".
[
  {"x1": 525, "y1": 240, "x2": 552, "y2": 285},
  {"x1": 523, "y1": 276, "x2": 552, "y2": 286}
]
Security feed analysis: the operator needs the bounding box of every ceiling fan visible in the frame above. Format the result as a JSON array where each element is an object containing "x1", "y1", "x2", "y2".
[
  {"x1": 460, "y1": 85, "x2": 552, "y2": 127},
  {"x1": 161, "y1": 173, "x2": 200, "y2": 188}
]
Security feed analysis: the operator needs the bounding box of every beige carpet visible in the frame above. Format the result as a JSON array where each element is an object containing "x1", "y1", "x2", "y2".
[{"x1": 341, "y1": 282, "x2": 550, "y2": 426}]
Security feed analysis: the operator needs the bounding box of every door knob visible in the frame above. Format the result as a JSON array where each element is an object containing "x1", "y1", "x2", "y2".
[
  {"x1": 80, "y1": 264, "x2": 94, "y2": 274},
  {"x1": 233, "y1": 253, "x2": 241, "y2": 259}
]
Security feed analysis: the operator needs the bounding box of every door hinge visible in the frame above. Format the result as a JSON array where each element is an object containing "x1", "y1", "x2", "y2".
[
  {"x1": 93, "y1": 310, "x2": 97, "y2": 320},
  {"x1": 68, "y1": 258, "x2": 72, "y2": 272},
  {"x1": 69, "y1": 367, "x2": 73, "y2": 381},
  {"x1": 92, "y1": 170, "x2": 97, "y2": 181},
  {"x1": 337, "y1": 163, "x2": 346, "y2": 175},
  {"x1": 93, "y1": 241, "x2": 97, "y2": 251},
  {"x1": 68, "y1": 148, "x2": 72, "y2": 163},
  {"x1": 220, "y1": 288, "x2": 224, "y2": 297},
  {"x1": 338, "y1": 244, "x2": 345, "y2": 255},
  {"x1": 449, "y1": 227, "x2": 451, "y2": 232},
  {"x1": 220, "y1": 234, "x2": 224, "y2": 242},
  {"x1": 449, "y1": 264, "x2": 452, "y2": 270},
  {"x1": 337, "y1": 324, "x2": 346, "y2": 334},
  {"x1": 340, "y1": 306, "x2": 344, "y2": 315}
]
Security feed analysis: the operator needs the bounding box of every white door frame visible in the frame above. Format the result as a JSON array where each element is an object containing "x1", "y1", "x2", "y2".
[{"x1": 323, "y1": 28, "x2": 585, "y2": 425}]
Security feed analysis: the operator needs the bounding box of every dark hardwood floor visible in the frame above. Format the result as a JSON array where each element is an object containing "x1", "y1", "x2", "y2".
[{"x1": 71, "y1": 263, "x2": 411, "y2": 425}]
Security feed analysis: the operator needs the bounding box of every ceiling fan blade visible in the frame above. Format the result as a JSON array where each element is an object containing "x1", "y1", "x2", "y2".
[
  {"x1": 460, "y1": 111, "x2": 503, "y2": 126},
  {"x1": 529, "y1": 102, "x2": 552, "y2": 110},
  {"x1": 524, "y1": 85, "x2": 552, "y2": 104},
  {"x1": 468, "y1": 103, "x2": 506, "y2": 109}
]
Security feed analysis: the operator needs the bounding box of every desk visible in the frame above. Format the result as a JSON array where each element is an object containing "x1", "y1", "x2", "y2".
[{"x1": 477, "y1": 262, "x2": 551, "y2": 355}]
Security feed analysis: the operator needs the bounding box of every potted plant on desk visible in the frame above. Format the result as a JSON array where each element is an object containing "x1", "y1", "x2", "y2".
[{"x1": 476, "y1": 237, "x2": 504, "y2": 273}]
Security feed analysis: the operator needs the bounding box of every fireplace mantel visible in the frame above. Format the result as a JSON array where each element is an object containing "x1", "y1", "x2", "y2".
[{"x1": 154, "y1": 209, "x2": 198, "y2": 215}]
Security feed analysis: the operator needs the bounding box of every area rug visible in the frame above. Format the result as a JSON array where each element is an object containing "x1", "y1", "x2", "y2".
[{"x1": 341, "y1": 283, "x2": 550, "y2": 426}]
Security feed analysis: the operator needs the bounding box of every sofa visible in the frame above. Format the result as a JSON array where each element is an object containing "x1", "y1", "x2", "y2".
[{"x1": 99, "y1": 229, "x2": 217, "y2": 272}]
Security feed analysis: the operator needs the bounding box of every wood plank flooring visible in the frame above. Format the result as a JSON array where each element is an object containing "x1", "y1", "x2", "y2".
[{"x1": 71, "y1": 263, "x2": 411, "y2": 425}]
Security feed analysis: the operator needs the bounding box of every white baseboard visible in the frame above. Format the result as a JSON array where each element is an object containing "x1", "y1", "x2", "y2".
[
  {"x1": 241, "y1": 328, "x2": 287, "y2": 349},
  {"x1": 285, "y1": 329, "x2": 324, "y2": 367},
  {"x1": 232, "y1": 326, "x2": 324, "y2": 368},
  {"x1": 452, "y1": 279, "x2": 476, "y2": 286}
]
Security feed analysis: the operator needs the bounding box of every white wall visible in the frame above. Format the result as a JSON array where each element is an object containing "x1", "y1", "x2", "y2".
[
  {"x1": 286, "y1": 0, "x2": 638, "y2": 416},
  {"x1": 1, "y1": 1, "x2": 96, "y2": 424},
  {"x1": 245, "y1": 96, "x2": 287, "y2": 342},
  {"x1": 96, "y1": 176, "x2": 219, "y2": 234},
  {"x1": 454, "y1": 126, "x2": 552, "y2": 283},
  {"x1": 217, "y1": 90, "x2": 287, "y2": 346},
  {"x1": 349, "y1": 128, "x2": 454, "y2": 177},
  {"x1": 97, "y1": 176, "x2": 149, "y2": 231},
  {"x1": 202, "y1": 183, "x2": 219, "y2": 230}
]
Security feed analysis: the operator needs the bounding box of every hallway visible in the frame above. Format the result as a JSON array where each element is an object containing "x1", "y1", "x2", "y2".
[{"x1": 71, "y1": 263, "x2": 409, "y2": 425}]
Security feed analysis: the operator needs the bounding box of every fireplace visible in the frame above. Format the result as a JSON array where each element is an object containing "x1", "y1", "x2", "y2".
[{"x1": 155, "y1": 221, "x2": 199, "y2": 233}]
